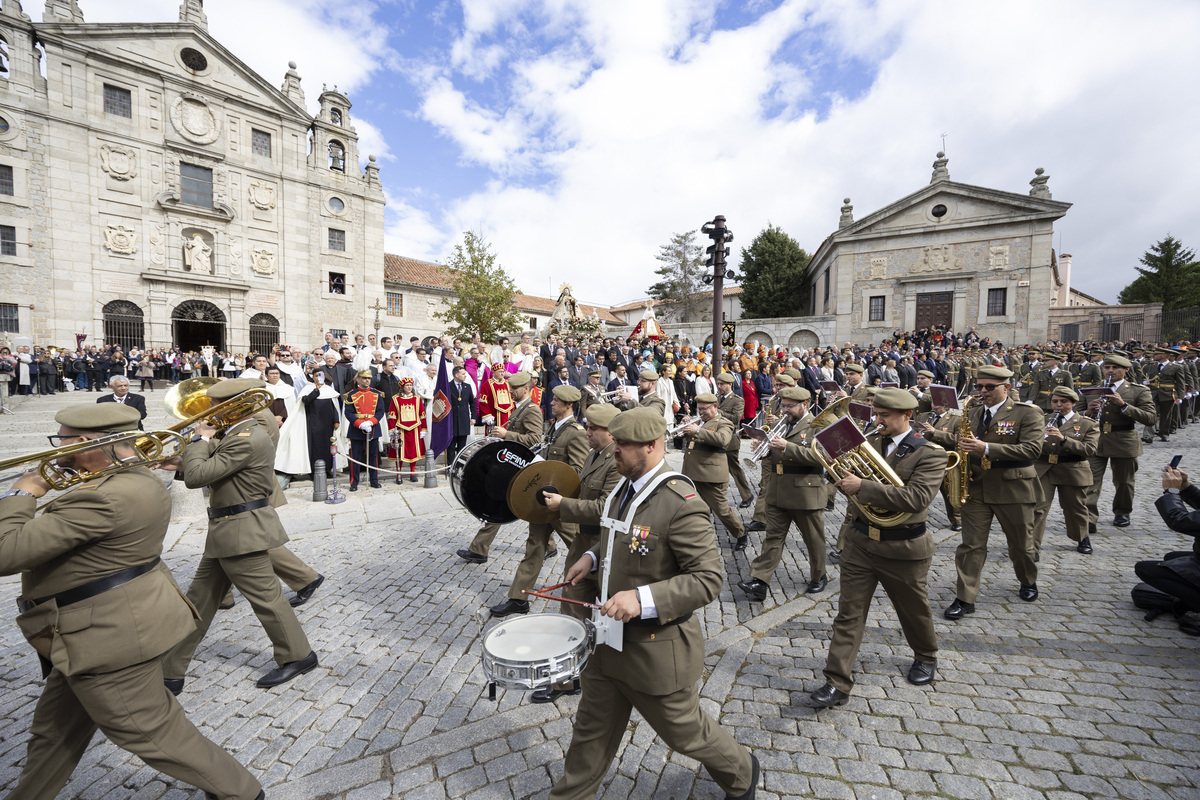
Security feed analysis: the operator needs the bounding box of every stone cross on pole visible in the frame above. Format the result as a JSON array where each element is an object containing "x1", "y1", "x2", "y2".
[{"x1": 368, "y1": 298, "x2": 385, "y2": 337}]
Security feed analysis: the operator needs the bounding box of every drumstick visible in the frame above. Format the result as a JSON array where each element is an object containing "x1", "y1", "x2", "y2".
[{"x1": 522, "y1": 589, "x2": 602, "y2": 610}]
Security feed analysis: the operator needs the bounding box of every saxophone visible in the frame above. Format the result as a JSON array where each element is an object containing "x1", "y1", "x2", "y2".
[{"x1": 944, "y1": 396, "x2": 973, "y2": 509}]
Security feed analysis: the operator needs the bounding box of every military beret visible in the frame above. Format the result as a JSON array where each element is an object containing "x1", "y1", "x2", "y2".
[
  {"x1": 56, "y1": 402, "x2": 141, "y2": 433},
  {"x1": 607, "y1": 406, "x2": 667, "y2": 443},
  {"x1": 977, "y1": 365, "x2": 1013, "y2": 380},
  {"x1": 638, "y1": 369, "x2": 659, "y2": 382},
  {"x1": 1051, "y1": 386, "x2": 1080, "y2": 401},
  {"x1": 917, "y1": 369, "x2": 935, "y2": 379},
  {"x1": 508, "y1": 371, "x2": 531, "y2": 387},
  {"x1": 783, "y1": 368, "x2": 803, "y2": 381},
  {"x1": 866, "y1": 386, "x2": 879, "y2": 396},
  {"x1": 584, "y1": 404, "x2": 619, "y2": 428},
  {"x1": 776, "y1": 374, "x2": 796, "y2": 386},
  {"x1": 695, "y1": 392, "x2": 719, "y2": 403},
  {"x1": 208, "y1": 378, "x2": 266, "y2": 401},
  {"x1": 716, "y1": 373, "x2": 735, "y2": 384},
  {"x1": 778, "y1": 387, "x2": 811, "y2": 402},
  {"x1": 872, "y1": 387, "x2": 918, "y2": 411},
  {"x1": 1104, "y1": 354, "x2": 1132, "y2": 368},
  {"x1": 844, "y1": 363, "x2": 864, "y2": 374},
  {"x1": 552, "y1": 384, "x2": 581, "y2": 403}
]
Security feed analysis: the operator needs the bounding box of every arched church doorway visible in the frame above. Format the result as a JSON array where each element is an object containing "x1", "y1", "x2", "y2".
[{"x1": 171, "y1": 300, "x2": 226, "y2": 351}]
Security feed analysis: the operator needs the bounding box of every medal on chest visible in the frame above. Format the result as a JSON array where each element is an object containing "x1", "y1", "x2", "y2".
[{"x1": 629, "y1": 524, "x2": 650, "y2": 556}]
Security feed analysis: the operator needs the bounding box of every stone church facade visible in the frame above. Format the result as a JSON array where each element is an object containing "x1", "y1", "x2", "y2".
[
  {"x1": 806, "y1": 153, "x2": 1072, "y2": 346},
  {"x1": 0, "y1": 0, "x2": 385, "y2": 352}
]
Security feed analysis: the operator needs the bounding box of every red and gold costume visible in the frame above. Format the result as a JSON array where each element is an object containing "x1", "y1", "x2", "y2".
[
  {"x1": 387, "y1": 389, "x2": 426, "y2": 463},
  {"x1": 478, "y1": 363, "x2": 515, "y2": 428}
]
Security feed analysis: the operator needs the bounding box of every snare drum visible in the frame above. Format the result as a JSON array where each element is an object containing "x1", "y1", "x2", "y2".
[{"x1": 482, "y1": 613, "x2": 592, "y2": 691}]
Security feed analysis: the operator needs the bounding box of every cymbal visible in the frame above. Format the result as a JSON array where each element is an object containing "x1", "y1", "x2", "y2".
[{"x1": 507, "y1": 461, "x2": 580, "y2": 524}]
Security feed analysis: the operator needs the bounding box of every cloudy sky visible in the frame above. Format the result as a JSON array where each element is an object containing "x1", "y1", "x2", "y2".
[{"x1": 74, "y1": 0, "x2": 1199, "y2": 307}]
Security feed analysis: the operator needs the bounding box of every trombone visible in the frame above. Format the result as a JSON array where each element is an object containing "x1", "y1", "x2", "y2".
[{"x1": 0, "y1": 430, "x2": 188, "y2": 492}]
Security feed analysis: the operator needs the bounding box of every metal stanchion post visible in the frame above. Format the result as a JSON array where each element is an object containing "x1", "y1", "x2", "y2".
[{"x1": 312, "y1": 460, "x2": 328, "y2": 502}]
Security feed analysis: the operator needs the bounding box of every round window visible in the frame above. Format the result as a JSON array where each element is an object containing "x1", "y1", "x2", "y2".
[
  {"x1": 180, "y1": 48, "x2": 208, "y2": 72},
  {"x1": 329, "y1": 196, "x2": 345, "y2": 212},
  {"x1": 931, "y1": 204, "x2": 948, "y2": 219},
  {"x1": 0, "y1": 117, "x2": 9, "y2": 134}
]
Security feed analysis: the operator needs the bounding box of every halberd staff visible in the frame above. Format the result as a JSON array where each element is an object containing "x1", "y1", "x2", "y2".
[{"x1": 0, "y1": 402, "x2": 263, "y2": 800}]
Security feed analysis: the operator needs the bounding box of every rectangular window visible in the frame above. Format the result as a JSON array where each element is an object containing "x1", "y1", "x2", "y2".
[
  {"x1": 328, "y1": 228, "x2": 346, "y2": 251},
  {"x1": 180, "y1": 163, "x2": 213, "y2": 208},
  {"x1": 328, "y1": 328, "x2": 346, "y2": 339},
  {"x1": 868, "y1": 295, "x2": 886, "y2": 322},
  {"x1": 0, "y1": 225, "x2": 16, "y2": 256},
  {"x1": 0, "y1": 303, "x2": 18, "y2": 332},
  {"x1": 386, "y1": 291, "x2": 403, "y2": 316},
  {"x1": 251, "y1": 129, "x2": 272, "y2": 158},
  {"x1": 103, "y1": 84, "x2": 132, "y2": 118},
  {"x1": 528, "y1": 317, "x2": 537, "y2": 330},
  {"x1": 823, "y1": 271, "x2": 831, "y2": 313},
  {"x1": 0, "y1": 165, "x2": 13, "y2": 196},
  {"x1": 987, "y1": 287, "x2": 1007, "y2": 316},
  {"x1": 329, "y1": 272, "x2": 346, "y2": 294}
]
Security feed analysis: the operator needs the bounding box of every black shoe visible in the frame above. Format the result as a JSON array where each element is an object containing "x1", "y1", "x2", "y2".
[
  {"x1": 950, "y1": 523, "x2": 962, "y2": 531},
  {"x1": 809, "y1": 683, "x2": 850, "y2": 708},
  {"x1": 218, "y1": 597, "x2": 236, "y2": 610},
  {"x1": 1019, "y1": 584, "x2": 1039, "y2": 602},
  {"x1": 1160, "y1": 436, "x2": 1169, "y2": 442},
  {"x1": 349, "y1": 484, "x2": 358, "y2": 492},
  {"x1": 409, "y1": 475, "x2": 418, "y2": 483},
  {"x1": 746, "y1": 520, "x2": 766, "y2": 532},
  {"x1": 1113, "y1": 515, "x2": 1131, "y2": 527},
  {"x1": 256, "y1": 651, "x2": 319, "y2": 688},
  {"x1": 827, "y1": 548, "x2": 842, "y2": 564},
  {"x1": 1077, "y1": 537, "x2": 1093, "y2": 555},
  {"x1": 906, "y1": 660, "x2": 937, "y2": 686},
  {"x1": 1088, "y1": 522, "x2": 1097, "y2": 534},
  {"x1": 944, "y1": 598, "x2": 975, "y2": 620},
  {"x1": 395, "y1": 476, "x2": 402, "y2": 484},
  {"x1": 544, "y1": 549, "x2": 558, "y2": 562},
  {"x1": 732, "y1": 535, "x2": 748, "y2": 552},
  {"x1": 806, "y1": 575, "x2": 828, "y2": 594},
  {"x1": 725, "y1": 753, "x2": 759, "y2": 800},
  {"x1": 738, "y1": 497, "x2": 753, "y2": 509},
  {"x1": 457, "y1": 549, "x2": 487, "y2": 564},
  {"x1": 489, "y1": 599, "x2": 530, "y2": 618},
  {"x1": 825, "y1": 501, "x2": 835, "y2": 511},
  {"x1": 737, "y1": 578, "x2": 768, "y2": 602},
  {"x1": 1034, "y1": 551, "x2": 1040, "y2": 563},
  {"x1": 530, "y1": 685, "x2": 580, "y2": 704},
  {"x1": 289, "y1": 574, "x2": 325, "y2": 607},
  {"x1": 1142, "y1": 436, "x2": 1154, "y2": 444},
  {"x1": 370, "y1": 482, "x2": 382, "y2": 489},
  {"x1": 164, "y1": 678, "x2": 184, "y2": 696}
]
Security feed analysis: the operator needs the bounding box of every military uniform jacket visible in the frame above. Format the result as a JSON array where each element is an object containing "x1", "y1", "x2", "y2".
[
  {"x1": 543, "y1": 417, "x2": 589, "y2": 472},
  {"x1": 682, "y1": 416, "x2": 734, "y2": 483},
  {"x1": 558, "y1": 442, "x2": 620, "y2": 538},
  {"x1": 183, "y1": 420, "x2": 289, "y2": 558},
  {"x1": 1036, "y1": 413, "x2": 1098, "y2": 485},
  {"x1": 586, "y1": 462, "x2": 721, "y2": 695},
  {"x1": 1094, "y1": 380, "x2": 1157, "y2": 458},
  {"x1": 501, "y1": 398, "x2": 546, "y2": 449},
  {"x1": 1, "y1": 469, "x2": 198, "y2": 677},
  {"x1": 763, "y1": 413, "x2": 827, "y2": 510},
  {"x1": 850, "y1": 431, "x2": 948, "y2": 559},
  {"x1": 930, "y1": 398, "x2": 1043, "y2": 504},
  {"x1": 717, "y1": 392, "x2": 745, "y2": 452},
  {"x1": 1077, "y1": 362, "x2": 1102, "y2": 391},
  {"x1": 344, "y1": 387, "x2": 386, "y2": 440},
  {"x1": 919, "y1": 408, "x2": 962, "y2": 441},
  {"x1": 1151, "y1": 362, "x2": 1183, "y2": 401},
  {"x1": 620, "y1": 392, "x2": 667, "y2": 418},
  {"x1": 847, "y1": 382, "x2": 871, "y2": 403},
  {"x1": 1032, "y1": 367, "x2": 1073, "y2": 405}
]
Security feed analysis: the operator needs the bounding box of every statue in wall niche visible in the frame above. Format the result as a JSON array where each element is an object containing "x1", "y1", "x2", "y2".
[{"x1": 183, "y1": 232, "x2": 212, "y2": 274}]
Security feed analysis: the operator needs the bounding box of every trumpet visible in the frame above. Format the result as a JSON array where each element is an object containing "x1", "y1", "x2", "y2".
[
  {"x1": 751, "y1": 415, "x2": 789, "y2": 460},
  {"x1": 0, "y1": 429, "x2": 189, "y2": 491},
  {"x1": 595, "y1": 387, "x2": 634, "y2": 404}
]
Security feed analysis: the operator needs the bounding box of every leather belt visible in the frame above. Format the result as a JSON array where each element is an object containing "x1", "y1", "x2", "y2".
[
  {"x1": 17, "y1": 557, "x2": 161, "y2": 614},
  {"x1": 627, "y1": 611, "x2": 692, "y2": 628},
  {"x1": 776, "y1": 464, "x2": 823, "y2": 475},
  {"x1": 1042, "y1": 454, "x2": 1086, "y2": 463},
  {"x1": 986, "y1": 460, "x2": 1034, "y2": 469},
  {"x1": 207, "y1": 497, "x2": 270, "y2": 520},
  {"x1": 1108, "y1": 423, "x2": 1135, "y2": 431},
  {"x1": 852, "y1": 519, "x2": 927, "y2": 542},
  {"x1": 689, "y1": 442, "x2": 724, "y2": 453},
  {"x1": 579, "y1": 524, "x2": 602, "y2": 538}
]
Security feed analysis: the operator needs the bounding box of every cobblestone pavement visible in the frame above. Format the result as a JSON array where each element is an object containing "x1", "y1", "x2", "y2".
[{"x1": 0, "y1": 388, "x2": 1198, "y2": 799}]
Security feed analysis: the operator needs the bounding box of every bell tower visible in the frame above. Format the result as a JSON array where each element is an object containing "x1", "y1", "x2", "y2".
[{"x1": 311, "y1": 86, "x2": 359, "y2": 175}]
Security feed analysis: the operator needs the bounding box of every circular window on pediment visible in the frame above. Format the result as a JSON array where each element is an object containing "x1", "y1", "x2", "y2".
[
  {"x1": 0, "y1": 117, "x2": 9, "y2": 134},
  {"x1": 328, "y1": 196, "x2": 345, "y2": 213},
  {"x1": 180, "y1": 48, "x2": 208, "y2": 72},
  {"x1": 931, "y1": 204, "x2": 948, "y2": 218}
]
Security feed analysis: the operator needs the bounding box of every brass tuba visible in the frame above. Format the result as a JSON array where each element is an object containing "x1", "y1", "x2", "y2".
[
  {"x1": 944, "y1": 396, "x2": 972, "y2": 509},
  {"x1": 808, "y1": 397, "x2": 912, "y2": 528},
  {"x1": 152, "y1": 377, "x2": 274, "y2": 444}
]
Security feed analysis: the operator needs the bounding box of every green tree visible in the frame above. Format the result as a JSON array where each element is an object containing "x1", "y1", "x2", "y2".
[
  {"x1": 737, "y1": 224, "x2": 810, "y2": 318},
  {"x1": 436, "y1": 231, "x2": 526, "y2": 340},
  {"x1": 1118, "y1": 235, "x2": 1200, "y2": 310},
  {"x1": 646, "y1": 231, "x2": 709, "y2": 323}
]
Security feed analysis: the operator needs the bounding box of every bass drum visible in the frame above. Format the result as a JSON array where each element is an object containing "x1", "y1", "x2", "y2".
[{"x1": 450, "y1": 437, "x2": 539, "y2": 523}]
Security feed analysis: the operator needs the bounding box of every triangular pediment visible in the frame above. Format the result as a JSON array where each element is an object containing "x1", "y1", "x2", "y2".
[
  {"x1": 34, "y1": 22, "x2": 310, "y2": 121},
  {"x1": 839, "y1": 181, "x2": 1072, "y2": 240}
]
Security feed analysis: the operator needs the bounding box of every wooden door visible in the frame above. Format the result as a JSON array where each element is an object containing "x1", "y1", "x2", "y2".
[{"x1": 915, "y1": 292, "x2": 953, "y2": 330}]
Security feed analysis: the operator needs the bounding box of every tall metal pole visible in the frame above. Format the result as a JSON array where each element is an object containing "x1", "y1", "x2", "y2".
[{"x1": 701, "y1": 215, "x2": 734, "y2": 373}]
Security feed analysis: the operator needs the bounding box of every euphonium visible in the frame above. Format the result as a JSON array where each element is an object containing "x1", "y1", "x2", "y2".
[
  {"x1": 151, "y1": 379, "x2": 275, "y2": 446},
  {"x1": 807, "y1": 397, "x2": 912, "y2": 528},
  {"x1": 945, "y1": 396, "x2": 973, "y2": 509}
]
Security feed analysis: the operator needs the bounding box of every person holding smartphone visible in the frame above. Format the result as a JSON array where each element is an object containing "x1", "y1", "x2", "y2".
[{"x1": 1146, "y1": 465, "x2": 1200, "y2": 622}]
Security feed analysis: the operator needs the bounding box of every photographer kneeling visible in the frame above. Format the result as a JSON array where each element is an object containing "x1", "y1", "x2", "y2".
[{"x1": 1143, "y1": 466, "x2": 1200, "y2": 631}]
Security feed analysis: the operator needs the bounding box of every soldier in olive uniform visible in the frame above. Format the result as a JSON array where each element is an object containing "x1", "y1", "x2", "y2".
[
  {"x1": 1017, "y1": 353, "x2": 1040, "y2": 404},
  {"x1": 1149, "y1": 348, "x2": 1183, "y2": 441},
  {"x1": 488, "y1": 383, "x2": 588, "y2": 618},
  {"x1": 915, "y1": 400, "x2": 963, "y2": 531},
  {"x1": 1076, "y1": 351, "x2": 1103, "y2": 411},
  {"x1": 1, "y1": 404, "x2": 263, "y2": 800},
  {"x1": 618, "y1": 368, "x2": 668, "y2": 419},
  {"x1": 457, "y1": 371, "x2": 545, "y2": 563},
  {"x1": 810, "y1": 388, "x2": 949, "y2": 708},
  {"x1": 1034, "y1": 387, "x2": 1099, "y2": 556},
  {"x1": 839, "y1": 363, "x2": 871, "y2": 402},
  {"x1": 928, "y1": 366, "x2": 1044, "y2": 617},
  {"x1": 1030, "y1": 353, "x2": 1073, "y2": 412},
  {"x1": 1084, "y1": 354, "x2": 1158, "y2": 531},
  {"x1": 681, "y1": 392, "x2": 746, "y2": 549},
  {"x1": 581, "y1": 368, "x2": 606, "y2": 414},
  {"x1": 748, "y1": 374, "x2": 797, "y2": 533},
  {"x1": 716, "y1": 372, "x2": 754, "y2": 507},
  {"x1": 163, "y1": 379, "x2": 318, "y2": 691},
  {"x1": 547, "y1": 408, "x2": 760, "y2": 800},
  {"x1": 738, "y1": 387, "x2": 828, "y2": 600}
]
